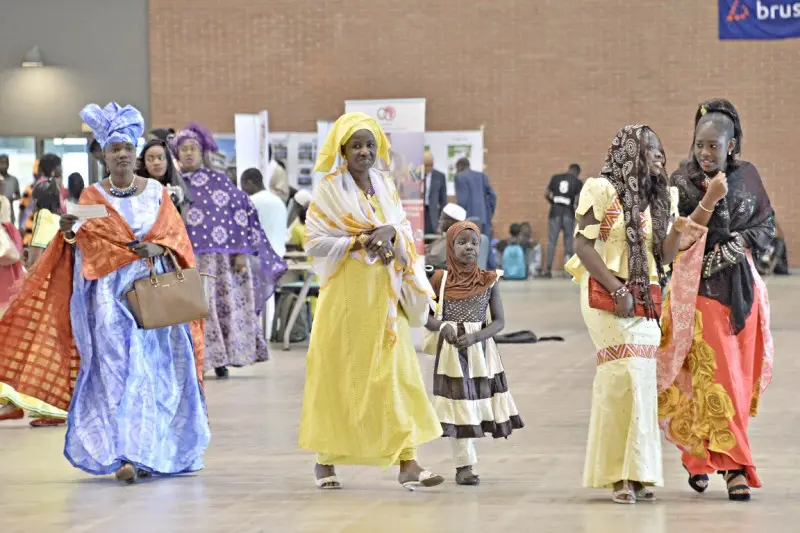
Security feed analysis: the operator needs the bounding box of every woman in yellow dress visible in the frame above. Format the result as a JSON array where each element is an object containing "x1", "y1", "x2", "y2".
[
  {"x1": 299, "y1": 112, "x2": 444, "y2": 491},
  {"x1": 566, "y1": 125, "x2": 688, "y2": 504}
]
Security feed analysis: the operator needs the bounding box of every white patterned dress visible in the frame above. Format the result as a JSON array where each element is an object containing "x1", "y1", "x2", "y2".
[
  {"x1": 432, "y1": 284, "x2": 523, "y2": 467},
  {"x1": 565, "y1": 177, "x2": 678, "y2": 488}
]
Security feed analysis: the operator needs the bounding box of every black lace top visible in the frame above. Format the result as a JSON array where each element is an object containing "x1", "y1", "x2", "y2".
[{"x1": 442, "y1": 288, "x2": 492, "y2": 323}]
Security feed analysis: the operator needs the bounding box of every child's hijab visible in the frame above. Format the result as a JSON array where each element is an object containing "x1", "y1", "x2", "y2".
[{"x1": 431, "y1": 221, "x2": 497, "y2": 301}]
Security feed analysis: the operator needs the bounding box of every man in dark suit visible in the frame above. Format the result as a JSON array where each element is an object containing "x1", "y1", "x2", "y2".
[
  {"x1": 454, "y1": 158, "x2": 497, "y2": 268},
  {"x1": 423, "y1": 151, "x2": 447, "y2": 235}
]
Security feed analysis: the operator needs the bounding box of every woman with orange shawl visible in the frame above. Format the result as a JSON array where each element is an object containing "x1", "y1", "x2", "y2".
[{"x1": 0, "y1": 102, "x2": 210, "y2": 484}]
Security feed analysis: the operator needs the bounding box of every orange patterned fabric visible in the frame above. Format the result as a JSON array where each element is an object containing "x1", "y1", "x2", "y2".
[
  {"x1": 0, "y1": 186, "x2": 204, "y2": 411},
  {"x1": 598, "y1": 197, "x2": 648, "y2": 242},
  {"x1": 596, "y1": 344, "x2": 657, "y2": 366},
  {"x1": 0, "y1": 237, "x2": 78, "y2": 410}
]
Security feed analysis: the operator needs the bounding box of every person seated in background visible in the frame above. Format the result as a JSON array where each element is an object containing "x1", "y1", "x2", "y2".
[
  {"x1": 287, "y1": 189, "x2": 312, "y2": 250},
  {"x1": 497, "y1": 224, "x2": 528, "y2": 280},
  {"x1": 518, "y1": 222, "x2": 542, "y2": 278},
  {"x1": 426, "y1": 203, "x2": 467, "y2": 269}
]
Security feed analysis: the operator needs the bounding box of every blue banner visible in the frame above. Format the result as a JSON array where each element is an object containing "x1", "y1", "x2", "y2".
[{"x1": 719, "y1": 0, "x2": 800, "y2": 39}]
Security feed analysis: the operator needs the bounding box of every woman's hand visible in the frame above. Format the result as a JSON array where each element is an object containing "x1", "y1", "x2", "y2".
[
  {"x1": 614, "y1": 291, "x2": 636, "y2": 318},
  {"x1": 130, "y1": 243, "x2": 165, "y2": 259},
  {"x1": 672, "y1": 216, "x2": 689, "y2": 234},
  {"x1": 59, "y1": 214, "x2": 78, "y2": 235},
  {"x1": 366, "y1": 226, "x2": 397, "y2": 265},
  {"x1": 233, "y1": 253, "x2": 248, "y2": 273},
  {"x1": 441, "y1": 324, "x2": 458, "y2": 345},
  {"x1": 454, "y1": 332, "x2": 478, "y2": 350},
  {"x1": 704, "y1": 172, "x2": 728, "y2": 205}
]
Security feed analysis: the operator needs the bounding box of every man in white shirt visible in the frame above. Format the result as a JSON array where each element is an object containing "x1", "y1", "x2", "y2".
[
  {"x1": 241, "y1": 167, "x2": 288, "y2": 257},
  {"x1": 241, "y1": 168, "x2": 288, "y2": 340}
]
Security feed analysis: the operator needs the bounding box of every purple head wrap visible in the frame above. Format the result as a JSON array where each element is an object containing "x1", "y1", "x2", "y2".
[
  {"x1": 171, "y1": 122, "x2": 219, "y2": 156},
  {"x1": 80, "y1": 102, "x2": 144, "y2": 148}
]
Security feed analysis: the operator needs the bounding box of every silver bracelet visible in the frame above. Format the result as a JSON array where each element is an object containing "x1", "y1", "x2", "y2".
[{"x1": 611, "y1": 284, "x2": 630, "y2": 301}]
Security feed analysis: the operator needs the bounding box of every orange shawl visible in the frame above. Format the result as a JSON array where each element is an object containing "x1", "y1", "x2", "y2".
[{"x1": 0, "y1": 186, "x2": 204, "y2": 412}]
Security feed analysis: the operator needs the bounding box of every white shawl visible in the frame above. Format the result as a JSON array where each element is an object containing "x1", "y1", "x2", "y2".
[{"x1": 305, "y1": 165, "x2": 433, "y2": 343}]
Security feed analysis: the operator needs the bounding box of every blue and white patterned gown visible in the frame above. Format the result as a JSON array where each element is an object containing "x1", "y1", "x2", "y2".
[{"x1": 64, "y1": 181, "x2": 211, "y2": 476}]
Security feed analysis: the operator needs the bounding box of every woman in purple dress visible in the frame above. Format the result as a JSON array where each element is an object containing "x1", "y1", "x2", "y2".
[{"x1": 173, "y1": 123, "x2": 287, "y2": 378}]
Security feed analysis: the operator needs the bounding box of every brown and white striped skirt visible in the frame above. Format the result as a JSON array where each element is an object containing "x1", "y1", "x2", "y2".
[{"x1": 432, "y1": 321, "x2": 524, "y2": 439}]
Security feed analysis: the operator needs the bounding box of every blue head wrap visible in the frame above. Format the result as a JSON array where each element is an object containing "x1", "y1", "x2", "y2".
[{"x1": 79, "y1": 102, "x2": 144, "y2": 148}]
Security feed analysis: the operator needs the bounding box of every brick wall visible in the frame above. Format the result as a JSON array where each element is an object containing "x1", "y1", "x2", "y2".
[{"x1": 150, "y1": 0, "x2": 799, "y2": 267}]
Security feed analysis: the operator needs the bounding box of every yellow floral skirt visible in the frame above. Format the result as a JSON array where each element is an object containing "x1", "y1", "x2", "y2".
[
  {"x1": 298, "y1": 257, "x2": 442, "y2": 468},
  {"x1": 659, "y1": 294, "x2": 766, "y2": 488}
]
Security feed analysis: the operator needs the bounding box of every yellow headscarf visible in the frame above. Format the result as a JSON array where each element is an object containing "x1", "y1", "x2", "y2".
[{"x1": 314, "y1": 112, "x2": 391, "y2": 173}]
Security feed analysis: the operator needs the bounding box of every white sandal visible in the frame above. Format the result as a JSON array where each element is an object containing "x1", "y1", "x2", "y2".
[
  {"x1": 315, "y1": 476, "x2": 342, "y2": 490},
  {"x1": 612, "y1": 482, "x2": 636, "y2": 504},
  {"x1": 399, "y1": 470, "x2": 445, "y2": 491}
]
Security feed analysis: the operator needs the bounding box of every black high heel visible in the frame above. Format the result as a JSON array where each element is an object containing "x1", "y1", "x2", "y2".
[
  {"x1": 684, "y1": 464, "x2": 708, "y2": 493},
  {"x1": 722, "y1": 470, "x2": 751, "y2": 501}
]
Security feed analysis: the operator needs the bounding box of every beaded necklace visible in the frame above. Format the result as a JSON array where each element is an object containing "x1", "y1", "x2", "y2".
[{"x1": 109, "y1": 176, "x2": 138, "y2": 198}]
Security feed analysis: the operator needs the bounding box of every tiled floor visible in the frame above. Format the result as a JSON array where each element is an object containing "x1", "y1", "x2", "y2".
[{"x1": 1, "y1": 276, "x2": 797, "y2": 533}]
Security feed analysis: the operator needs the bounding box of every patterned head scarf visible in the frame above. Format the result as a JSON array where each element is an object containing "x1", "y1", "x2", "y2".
[
  {"x1": 599, "y1": 125, "x2": 669, "y2": 318},
  {"x1": 314, "y1": 112, "x2": 391, "y2": 173},
  {"x1": 172, "y1": 122, "x2": 219, "y2": 155},
  {"x1": 79, "y1": 103, "x2": 144, "y2": 148},
  {"x1": 431, "y1": 221, "x2": 497, "y2": 301}
]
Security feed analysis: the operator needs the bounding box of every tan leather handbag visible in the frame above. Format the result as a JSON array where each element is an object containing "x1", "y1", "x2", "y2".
[{"x1": 126, "y1": 249, "x2": 209, "y2": 329}]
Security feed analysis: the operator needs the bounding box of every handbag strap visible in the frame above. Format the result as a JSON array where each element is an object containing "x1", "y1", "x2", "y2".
[
  {"x1": 435, "y1": 271, "x2": 447, "y2": 320},
  {"x1": 145, "y1": 247, "x2": 184, "y2": 285}
]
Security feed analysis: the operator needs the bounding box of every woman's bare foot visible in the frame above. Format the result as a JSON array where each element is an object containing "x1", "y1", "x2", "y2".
[
  {"x1": 115, "y1": 463, "x2": 137, "y2": 484},
  {"x1": 314, "y1": 463, "x2": 341, "y2": 489}
]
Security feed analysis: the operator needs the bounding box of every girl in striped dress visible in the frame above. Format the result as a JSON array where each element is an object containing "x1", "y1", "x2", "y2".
[{"x1": 426, "y1": 221, "x2": 524, "y2": 485}]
